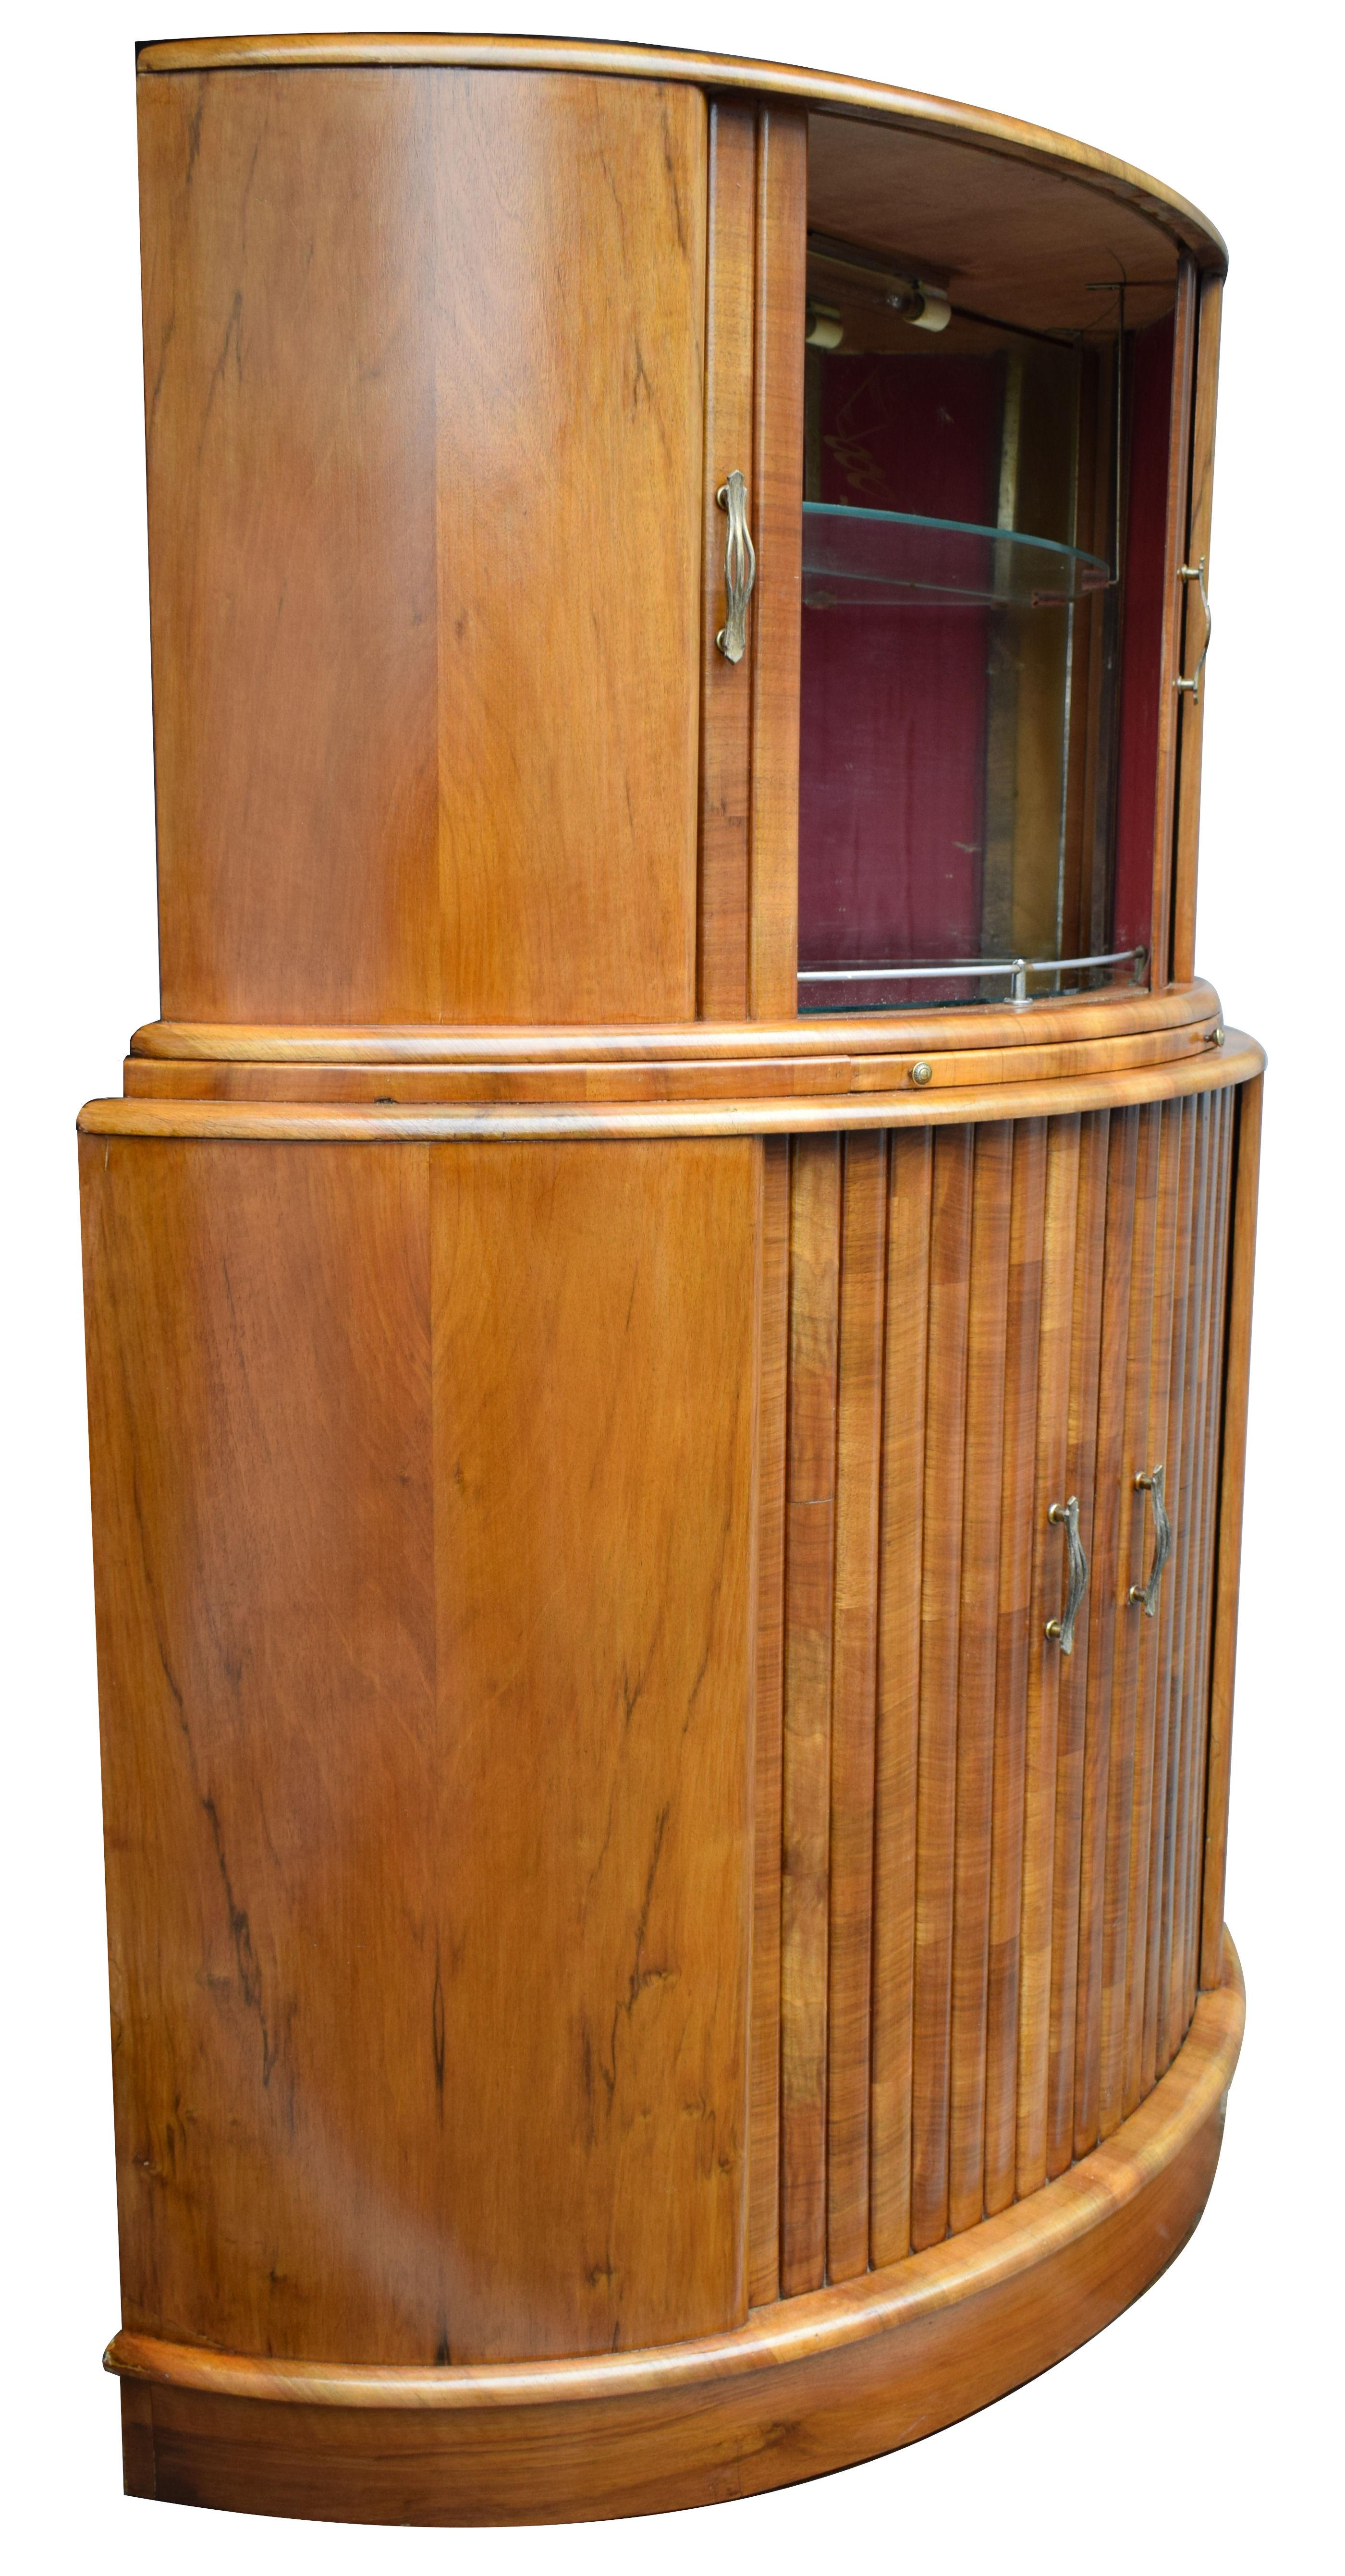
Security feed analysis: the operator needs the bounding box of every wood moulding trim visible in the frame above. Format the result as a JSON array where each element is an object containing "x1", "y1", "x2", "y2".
[
  {"x1": 82, "y1": 1034, "x2": 1265, "y2": 1145},
  {"x1": 133, "y1": 34, "x2": 1227, "y2": 274},
  {"x1": 129, "y1": 980, "x2": 1223, "y2": 1066},
  {"x1": 123, "y1": 1021, "x2": 1224, "y2": 1108},
  {"x1": 104, "y1": 1938, "x2": 1241, "y2": 2520}
]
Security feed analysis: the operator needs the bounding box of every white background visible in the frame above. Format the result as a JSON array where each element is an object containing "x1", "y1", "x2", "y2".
[{"x1": 3, "y1": 1, "x2": 1339, "y2": 2566}]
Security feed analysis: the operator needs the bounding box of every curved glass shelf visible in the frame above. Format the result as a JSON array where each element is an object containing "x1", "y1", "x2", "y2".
[{"x1": 802, "y1": 503, "x2": 1112, "y2": 610}]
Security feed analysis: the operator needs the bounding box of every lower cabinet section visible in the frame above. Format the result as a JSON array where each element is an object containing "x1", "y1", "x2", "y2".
[{"x1": 80, "y1": 1074, "x2": 1252, "y2": 2414}]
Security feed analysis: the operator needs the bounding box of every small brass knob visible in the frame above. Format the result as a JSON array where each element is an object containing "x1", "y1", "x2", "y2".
[{"x1": 910, "y1": 1060, "x2": 933, "y2": 1087}]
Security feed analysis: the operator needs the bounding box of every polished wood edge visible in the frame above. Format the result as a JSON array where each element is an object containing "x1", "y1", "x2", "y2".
[
  {"x1": 105, "y1": 1930, "x2": 1241, "y2": 2410},
  {"x1": 1200, "y1": 1080, "x2": 1263, "y2": 1983},
  {"x1": 132, "y1": 35, "x2": 1225, "y2": 270},
  {"x1": 1150, "y1": 256, "x2": 1199, "y2": 986},
  {"x1": 121, "y1": 1019, "x2": 1220, "y2": 1107},
  {"x1": 81, "y1": 1034, "x2": 1265, "y2": 1142},
  {"x1": 129, "y1": 981, "x2": 1223, "y2": 1065}
]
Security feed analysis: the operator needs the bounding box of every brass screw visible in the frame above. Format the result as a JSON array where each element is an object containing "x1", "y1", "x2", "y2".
[
  {"x1": 910, "y1": 1060, "x2": 933, "y2": 1087},
  {"x1": 1212, "y1": 1024, "x2": 1225, "y2": 1045}
]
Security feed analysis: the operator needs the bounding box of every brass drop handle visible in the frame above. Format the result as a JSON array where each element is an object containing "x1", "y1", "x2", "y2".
[
  {"x1": 715, "y1": 470, "x2": 757, "y2": 663},
  {"x1": 1177, "y1": 557, "x2": 1212, "y2": 706},
  {"x1": 1045, "y1": 1496, "x2": 1088, "y2": 1655},
  {"x1": 1129, "y1": 1465, "x2": 1173, "y2": 1615}
]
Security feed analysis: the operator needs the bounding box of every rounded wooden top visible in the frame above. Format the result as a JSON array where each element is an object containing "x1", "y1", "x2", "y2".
[{"x1": 134, "y1": 31, "x2": 1227, "y2": 273}]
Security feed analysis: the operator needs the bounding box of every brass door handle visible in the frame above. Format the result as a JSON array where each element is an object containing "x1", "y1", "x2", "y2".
[
  {"x1": 1045, "y1": 1496, "x2": 1088, "y2": 1655},
  {"x1": 1177, "y1": 557, "x2": 1212, "y2": 705},
  {"x1": 715, "y1": 470, "x2": 757, "y2": 663},
  {"x1": 1129, "y1": 1465, "x2": 1173, "y2": 1615}
]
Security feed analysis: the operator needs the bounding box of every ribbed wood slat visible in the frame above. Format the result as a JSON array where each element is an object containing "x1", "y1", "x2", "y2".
[
  {"x1": 1123, "y1": 1097, "x2": 1182, "y2": 2118},
  {"x1": 1197, "y1": 1080, "x2": 1242, "y2": 1992},
  {"x1": 1099, "y1": 1102, "x2": 1160, "y2": 2139},
  {"x1": 1073, "y1": 1106, "x2": 1140, "y2": 2159},
  {"x1": 1156, "y1": 1092, "x2": 1209, "y2": 2076},
  {"x1": 983, "y1": 1120, "x2": 1047, "y2": 2217},
  {"x1": 748, "y1": 1138, "x2": 790, "y2": 2305},
  {"x1": 1016, "y1": 1117, "x2": 1081, "y2": 2202},
  {"x1": 826, "y1": 1133, "x2": 888, "y2": 2283},
  {"x1": 947, "y1": 1124, "x2": 1013, "y2": 2236},
  {"x1": 779, "y1": 1135, "x2": 841, "y2": 2296},
  {"x1": 909, "y1": 1129, "x2": 975, "y2": 2252},
  {"x1": 1046, "y1": 1109, "x2": 1110, "y2": 2176},
  {"x1": 1143, "y1": 1096, "x2": 1196, "y2": 2095},
  {"x1": 1174, "y1": 1090, "x2": 1222, "y2": 2036},
  {"x1": 760, "y1": 1089, "x2": 1237, "y2": 2300},
  {"x1": 868, "y1": 1131, "x2": 933, "y2": 2269}
]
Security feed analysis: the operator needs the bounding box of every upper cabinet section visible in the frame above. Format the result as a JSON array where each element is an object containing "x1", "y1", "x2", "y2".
[
  {"x1": 139, "y1": 67, "x2": 707, "y2": 1025},
  {"x1": 136, "y1": 39, "x2": 1222, "y2": 1034},
  {"x1": 798, "y1": 114, "x2": 1204, "y2": 1016}
]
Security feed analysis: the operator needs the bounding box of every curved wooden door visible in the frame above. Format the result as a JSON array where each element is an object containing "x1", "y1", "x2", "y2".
[
  {"x1": 752, "y1": 1087, "x2": 1236, "y2": 2303},
  {"x1": 139, "y1": 67, "x2": 708, "y2": 1026},
  {"x1": 81, "y1": 1133, "x2": 759, "y2": 2364}
]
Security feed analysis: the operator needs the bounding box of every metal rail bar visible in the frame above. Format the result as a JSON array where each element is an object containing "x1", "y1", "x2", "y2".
[{"x1": 797, "y1": 946, "x2": 1148, "y2": 1005}]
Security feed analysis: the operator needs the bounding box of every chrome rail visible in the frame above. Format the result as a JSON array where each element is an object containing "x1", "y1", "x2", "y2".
[{"x1": 797, "y1": 945, "x2": 1148, "y2": 1005}]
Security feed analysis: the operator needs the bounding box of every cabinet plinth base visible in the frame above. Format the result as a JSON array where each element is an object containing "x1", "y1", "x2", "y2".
[{"x1": 107, "y1": 1938, "x2": 1242, "y2": 2525}]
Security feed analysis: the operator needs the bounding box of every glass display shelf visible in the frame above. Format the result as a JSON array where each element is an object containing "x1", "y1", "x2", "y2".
[{"x1": 802, "y1": 502, "x2": 1112, "y2": 610}]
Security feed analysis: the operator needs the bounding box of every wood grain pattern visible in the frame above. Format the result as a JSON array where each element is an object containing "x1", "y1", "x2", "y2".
[
  {"x1": 84, "y1": 1136, "x2": 441, "y2": 2364},
  {"x1": 780, "y1": 1135, "x2": 842, "y2": 2294},
  {"x1": 1172, "y1": 273, "x2": 1223, "y2": 984},
  {"x1": 1200, "y1": 1075, "x2": 1261, "y2": 1985},
  {"x1": 697, "y1": 103, "x2": 758, "y2": 1020},
  {"x1": 909, "y1": 1128, "x2": 975, "y2": 2251},
  {"x1": 1163, "y1": 1094, "x2": 1215, "y2": 2063},
  {"x1": 749, "y1": 1140, "x2": 790, "y2": 2306},
  {"x1": 1177, "y1": 1095, "x2": 1224, "y2": 2048},
  {"x1": 136, "y1": 34, "x2": 1230, "y2": 277},
  {"x1": 139, "y1": 69, "x2": 440, "y2": 1026},
  {"x1": 1123, "y1": 1098, "x2": 1182, "y2": 2114},
  {"x1": 82, "y1": 1032, "x2": 1266, "y2": 1145},
  {"x1": 130, "y1": 977, "x2": 1226, "y2": 1063},
  {"x1": 122, "y1": 1019, "x2": 1227, "y2": 1105},
  {"x1": 747, "y1": 105, "x2": 807, "y2": 1019},
  {"x1": 1045, "y1": 1109, "x2": 1109, "y2": 2175},
  {"x1": 826, "y1": 1134, "x2": 888, "y2": 2281},
  {"x1": 868, "y1": 1130, "x2": 933, "y2": 2266},
  {"x1": 105, "y1": 1943, "x2": 1243, "y2": 2522},
  {"x1": 1072, "y1": 1108, "x2": 1139, "y2": 2157},
  {"x1": 1015, "y1": 1118, "x2": 1080, "y2": 2200},
  {"x1": 752, "y1": 1082, "x2": 1240, "y2": 2293},
  {"x1": 983, "y1": 1122, "x2": 1047, "y2": 2215},
  {"x1": 83, "y1": 1132, "x2": 760, "y2": 2365},
  {"x1": 1098, "y1": 1104, "x2": 1160, "y2": 2134},
  {"x1": 1144, "y1": 1100, "x2": 1196, "y2": 2086},
  {"x1": 424, "y1": 1140, "x2": 758, "y2": 2356},
  {"x1": 140, "y1": 68, "x2": 706, "y2": 1026},
  {"x1": 430, "y1": 76, "x2": 705, "y2": 1024},
  {"x1": 947, "y1": 1123, "x2": 1013, "y2": 2234}
]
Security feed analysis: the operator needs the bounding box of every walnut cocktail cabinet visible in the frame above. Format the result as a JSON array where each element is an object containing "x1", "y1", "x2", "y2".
[{"x1": 80, "y1": 36, "x2": 1261, "y2": 2524}]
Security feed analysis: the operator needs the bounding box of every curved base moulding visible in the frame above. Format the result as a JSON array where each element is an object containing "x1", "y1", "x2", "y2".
[{"x1": 107, "y1": 1937, "x2": 1243, "y2": 2525}]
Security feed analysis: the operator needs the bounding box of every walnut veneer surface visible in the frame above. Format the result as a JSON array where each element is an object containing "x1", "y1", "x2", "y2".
[{"x1": 79, "y1": 33, "x2": 1261, "y2": 2524}]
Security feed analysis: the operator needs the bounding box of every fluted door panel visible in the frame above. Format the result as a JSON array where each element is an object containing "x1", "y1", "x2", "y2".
[{"x1": 750, "y1": 1090, "x2": 1235, "y2": 2302}]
